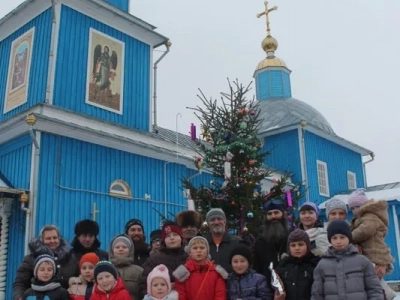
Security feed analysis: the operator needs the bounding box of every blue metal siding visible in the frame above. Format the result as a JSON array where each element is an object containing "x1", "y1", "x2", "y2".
[
  {"x1": 0, "y1": 134, "x2": 32, "y2": 300},
  {"x1": 0, "y1": 9, "x2": 52, "y2": 122},
  {"x1": 36, "y1": 133, "x2": 210, "y2": 245},
  {"x1": 263, "y1": 130, "x2": 302, "y2": 183},
  {"x1": 256, "y1": 69, "x2": 291, "y2": 100},
  {"x1": 104, "y1": 0, "x2": 129, "y2": 12},
  {"x1": 304, "y1": 131, "x2": 364, "y2": 205},
  {"x1": 384, "y1": 201, "x2": 400, "y2": 281},
  {"x1": 53, "y1": 5, "x2": 151, "y2": 131}
]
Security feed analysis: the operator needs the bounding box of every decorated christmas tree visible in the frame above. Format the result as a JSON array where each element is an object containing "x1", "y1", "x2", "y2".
[{"x1": 183, "y1": 80, "x2": 299, "y2": 244}]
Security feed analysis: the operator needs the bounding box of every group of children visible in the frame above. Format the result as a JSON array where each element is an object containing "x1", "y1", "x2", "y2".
[{"x1": 23, "y1": 217, "x2": 386, "y2": 300}]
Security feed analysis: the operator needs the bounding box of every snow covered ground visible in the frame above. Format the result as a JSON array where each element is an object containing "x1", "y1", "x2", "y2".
[{"x1": 395, "y1": 292, "x2": 400, "y2": 299}]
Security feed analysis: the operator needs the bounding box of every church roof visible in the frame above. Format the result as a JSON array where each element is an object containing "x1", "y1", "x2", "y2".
[{"x1": 258, "y1": 97, "x2": 334, "y2": 135}]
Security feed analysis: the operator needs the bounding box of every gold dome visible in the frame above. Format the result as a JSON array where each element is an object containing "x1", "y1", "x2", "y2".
[
  {"x1": 256, "y1": 57, "x2": 286, "y2": 70},
  {"x1": 262, "y1": 35, "x2": 278, "y2": 53}
]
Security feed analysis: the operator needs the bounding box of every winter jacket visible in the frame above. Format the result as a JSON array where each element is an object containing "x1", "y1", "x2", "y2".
[
  {"x1": 381, "y1": 279, "x2": 396, "y2": 300},
  {"x1": 253, "y1": 235, "x2": 288, "y2": 291},
  {"x1": 350, "y1": 200, "x2": 394, "y2": 266},
  {"x1": 314, "y1": 223, "x2": 331, "y2": 255},
  {"x1": 275, "y1": 252, "x2": 320, "y2": 300},
  {"x1": 227, "y1": 268, "x2": 273, "y2": 300},
  {"x1": 133, "y1": 241, "x2": 151, "y2": 266},
  {"x1": 23, "y1": 278, "x2": 70, "y2": 300},
  {"x1": 142, "y1": 290, "x2": 179, "y2": 300},
  {"x1": 139, "y1": 247, "x2": 188, "y2": 296},
  {"x1": 173, "y1": 259, "x2": 227, "y2": 300},
  {"x1": 68, "y1": 276, "x2": 95, "y2": 300},
  {"x1": 311, "y1": 244, "x2": 383, "y2": 300},
  {"x1": 204, "y1": 233, "x2": 246, "y2": 273},
  {"x1": 109, "y1": 234, "x2": 143, "y2": 299},
  {"x1": 89, "y1": 277, "x2": 131, "y2": 300},
  {"x1": 13, "y1": 238, "x2": 77, "y2": 300},
  {"x1": 70, "y1": 237, "x2": 108, "y2": 272}
]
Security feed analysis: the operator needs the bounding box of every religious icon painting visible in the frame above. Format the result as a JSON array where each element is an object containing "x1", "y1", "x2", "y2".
[
  {"x1": 3, "y1": 27, "x2": 35, "y2": 114},
  {"x1": 85, "y1": 28, "x2": 125, "y2": 114}
]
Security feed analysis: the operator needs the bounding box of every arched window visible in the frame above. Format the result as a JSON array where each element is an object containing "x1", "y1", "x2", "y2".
[{"x1": 109, "y1": 180, "x2": 132, "y2": 199}]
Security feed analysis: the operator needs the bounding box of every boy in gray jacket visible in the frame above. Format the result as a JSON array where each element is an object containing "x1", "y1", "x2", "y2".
[{"x1": 311, "y1": 220, "x2": 383, "y2": 300}]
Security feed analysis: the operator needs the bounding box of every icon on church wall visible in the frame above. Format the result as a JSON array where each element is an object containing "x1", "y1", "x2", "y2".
[
  {"x1": 3, "y1": 27, "x2": 35, "y2": 114},
  {"x1": 86, "y1": 28, "x2": 125, "y2": 114}
]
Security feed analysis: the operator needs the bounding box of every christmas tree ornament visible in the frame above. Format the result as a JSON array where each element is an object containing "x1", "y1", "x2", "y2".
[
  {"x1": 190, "y1": 123, "x2": 197, "y2": 141},
  {"x1": 224, "y1": 161, "x2": 232, "y2": 179},
  {"x1": 231, "y1": 201, "x2": 236, "y2": 205},
  {"x1": 243, "y1": 226, "x2": 248, "y2": 232},
  {"x1": 243, "y1": 167, "x2": 248, "y2": 173},
  {"x1": 240, "y1": 122, "x2": 247, "y2": 130},
  {"x1": 206, "y1": 136, "x2": 211, "y2": 142},
  {"x1": 249, "y1": 159, "x2": 256, "y2": 166},
  {"x1": 286, "y1": 190, "x2": 293, "y2": 207},
  {"x1": 226, "y1": 151, "x2": 234, "y2": 160},
  {"x1": 247, "y1": 212, "x2": 254, "y2": 218},
  {"x1": 202, "y1": 221, "x2": 208, "y2": 227},
  {"x1": 210, "y1": 180, "x2": 214, "y2": 185}
]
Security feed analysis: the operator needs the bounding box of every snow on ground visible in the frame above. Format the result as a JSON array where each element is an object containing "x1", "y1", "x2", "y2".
[{"x1": 395, "y1": 292, "x2": 400, "y2": 299}]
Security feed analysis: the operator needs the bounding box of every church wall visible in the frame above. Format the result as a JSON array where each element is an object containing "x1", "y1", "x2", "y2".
[
  {"x1": 0, "y1": 9, "x2": 52, "y2": 122},
  {"x1": 304, "y1": 131, "x2": 364, "y2": 205},
  {"x1": 34, "y1": 133, "x2": 211, "y2": 247},
  {"x1": 0, "y1": 134, "x2": 32, "y2": 299},
  {"x1": 385, "y1": 202, "x2": 400, "y2": 281},
  {"x1": 53, "y1": 5, "x2": 151, "y2": 131},
  {"x1": 262, "y1": 129, "x2": 302, "y2": 184}
]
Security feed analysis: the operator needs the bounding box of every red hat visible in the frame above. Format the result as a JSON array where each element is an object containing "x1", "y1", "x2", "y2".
[
  {"x1": 79, "y1": 252, "x2": 100, "y2": 268},
  {"x1": 161, "y1": 222, "x2": 183, "y2": 241}
]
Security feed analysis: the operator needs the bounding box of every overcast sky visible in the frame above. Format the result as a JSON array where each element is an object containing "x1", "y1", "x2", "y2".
[{"x1": 1, "y1": 1, "x2": 399, "y2": 187}]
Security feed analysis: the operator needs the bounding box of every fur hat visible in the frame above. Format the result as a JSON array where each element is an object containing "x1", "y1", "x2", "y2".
[
  {"x1": 33, "y1": 254, "x2": 56, "y2": 278},
  {"x1": 348, "y1": 189, "x2": 368, "y2": 208},
  {"x1": 94, "y1": 261, "x2": 118, "y2": 281},
  {"x1": 147, "y1": 264, "x2": 172, "y2": 295},
  {"x1": 79, "y1": 252, "x2": 100, "y2": 268},
  {"x1": 74, "y1": 219, "x2": 99, "y2": 236},
  {"x1": 124, "y1": 218, "x2": 144, "y2": 234},
  {"x1": 175, "y1": 210, "x2": 203, "y2": 228},
  {"x1": 288, "y1": 229, "x2": 311, "y2": 253},
  {"x1": 327, "y1": 220, "x2": 352, "y2": 243},
  {"x1": 229, "y1": 244, "x2": 252, "y2": 265}
]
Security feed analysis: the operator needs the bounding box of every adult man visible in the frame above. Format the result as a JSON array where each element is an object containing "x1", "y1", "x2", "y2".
[
  {"x1": 125, "y1": 218, "x2": 150, "y2": 265},
  {"x1": 175, "y1": 210, "x2": 202, "y2": 245},
  {"x1": 149, "y1": 229, "x2": 162, "y2": 256},
  {"x1": 70, "y1": 219, "x2": 108, "y2": 269},
  {"x1": 253, "y1": 199, "x2": 290, "y2": 290},
  {"x1": 204, "y1": 208, "x2": 246, "y2": 272}
]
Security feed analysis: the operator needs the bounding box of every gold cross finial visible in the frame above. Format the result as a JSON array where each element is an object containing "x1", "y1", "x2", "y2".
[
  {"x1": 91, "y1": 202, "x2": 100, "y2": 222},
  {"x1": 257, "y1": 1, "x2": 278, "y2": 36}
]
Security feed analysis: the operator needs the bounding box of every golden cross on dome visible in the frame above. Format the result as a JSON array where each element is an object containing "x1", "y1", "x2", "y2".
[
  {"x1": 257, "y1": 1, "x2": 278, "y2": 36},
  {"x1": 91, "y1": 202, "x2": 100, "y2": 221}
]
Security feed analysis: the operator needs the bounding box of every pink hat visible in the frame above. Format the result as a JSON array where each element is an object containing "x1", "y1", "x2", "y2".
[
  {"x1": 147, "y1": 264, "x2": 171, "y2": 295},
  {"x1": 347, "y1": 189, "x2": 368, "y2": 208}
]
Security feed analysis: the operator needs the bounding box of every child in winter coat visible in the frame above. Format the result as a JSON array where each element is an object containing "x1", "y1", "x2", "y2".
[
  {"x1": 311, "y1": 220, "x2": 383, "y2": 300},
  {"x1": 276, "y1": 229, "x2": 320, "y2": 300},
  {"x1": 23, "y1": 254, "x2": 70, "y2": 299},
  {"x1": 109, "y1": 234, "x2": 143, "y2": 299},
  {"x1": 90, "y1": 261, "x2": 131, "y2": 300},
  {"x1": 227, "y1": 244, "x2": 273, "y2": 300},
  {"x1": 173, "y1": 236, "x2": 227, "y2": 300},
  {"x1": 68, "y1": 252, "x2": 99, "y2": 300},
  {"x1": 143, "y1": 264, "x2": 178, "y2": 300}
]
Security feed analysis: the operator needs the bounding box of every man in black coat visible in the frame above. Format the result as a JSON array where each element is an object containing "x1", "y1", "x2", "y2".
[
  {"x1": 253, "y1": 199, "x2": 290, "y2": 291},
  {"x1": 70, "y1": 219, "x2": 108, "y2": 270},
  {"x1": 125, "y1": 218, "x2": 150, "y2": 266}
]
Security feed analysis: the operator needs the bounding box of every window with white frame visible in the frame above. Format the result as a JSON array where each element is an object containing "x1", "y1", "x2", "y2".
[
  {"x1": 109, "y1": 180, "x2": 132, "y2": 199},
  {"x1": 347, "y1": 171, "x2": 357, "y2": 190},
  {"x1": 317, "y1": 160, "x2": 330, "y2": 197}
]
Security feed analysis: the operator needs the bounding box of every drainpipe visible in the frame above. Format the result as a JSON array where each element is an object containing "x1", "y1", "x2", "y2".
[
  {"x1": 153, "y1": 41, "x2": 171, "y2": 128},
  {"x1": 362, "y1": 152, "x2": 375, "y2": 187},
  {"x1": 163, "y1": 161, "x2": 172, "y2": 216},
  {"x1": 299, "y1": 121, "x2": 310, "y2": 202},
  {"x1": 25, "y1": 114, "x2": 40, "y2": 254},
  {"x1": 45, "y1": 0, "x2": 58, "y2": 103}
]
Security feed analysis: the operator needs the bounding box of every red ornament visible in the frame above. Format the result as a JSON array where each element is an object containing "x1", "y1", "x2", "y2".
[
  {"x1": 249, "y1": 159, "x2": 255, "y2": 166},
  {"x1": 242, "y1": 167, "x2": 248, "y2": 172},
  {"x1": 231, "y1": 201, "x2": 236, "y2": 205}
]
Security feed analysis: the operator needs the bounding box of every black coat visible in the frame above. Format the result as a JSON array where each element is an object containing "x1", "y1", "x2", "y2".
[
  {"x1": 253, "y1": 236, "x2": 288, "y2": 290},
  {"x1": 204, "y1": 233, "x2": 247, "y2": 273},
  {"x1": 23, "y1": 279, "x2": 70, "y2": 300},
  {"x1": 13, "y1": 238, "x2": 77, "y2": 300},
  {"x1": 70, "y1": 237, "x2": 108, "y2": 272},
  {"x1": 133, "y1": 242, "x2": 150, "y2": 266},
  {"x1": 275, "y1": 252, "x2": 320, "y2": 300}
]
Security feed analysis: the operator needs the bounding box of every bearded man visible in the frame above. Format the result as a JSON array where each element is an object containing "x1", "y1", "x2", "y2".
[
  {"x1": 254, "y1": 199, "x2": 290, "y2": 290},
  {"x1": 124, "y1": 218, "x2": 150, "y2": 266},
  {"x1": 175, "y1": 210, "x2": 202, "y2": 245}
]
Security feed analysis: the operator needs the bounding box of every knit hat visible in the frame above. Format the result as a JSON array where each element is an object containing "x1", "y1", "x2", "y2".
[
  {"x1": 94, "y1": 261, "x2": 118, "y2": 281},
  {"x1": 33, "y1": 254, "x2": 56, "y2": 278},
  {"x1": 347, "y1": 189, "x2": 368, "y2": 208},
  {"x1": 79, "y1": 252, "x2": 100, "y2": 268},
  {"x1": 150, "y1": 229, "x2": 162, "y2": 243},
  {"x1": 124, "y1": 218, "x2": 144, "y2": 234},
  {"x1": 327, "y1": 219, "x2": 352, "y2": 243},
  {"x1": 300, "y1": 202, "x2": 320, "y2": 216},
  {"x1": 287, "y1": 229, "x2": 311, "y2": 253},
  {"x1": 161, "y1": 222, "x2": 183, "y2": 241},
  {"x1": 187, "y1": 236, "x2": 210, "y2": 254},
  {"x1": 325, "y1": 198, "x2": 347, "y2": 217},
  {"x1": 147, "y1": 264, "x2": 171, "y2": 295},
  {"x1": 111, "y1": 235, "x2": 133, "y2": 251},
  {"x1": 74, "y1": 219, "x2": 99, "y2": 236},
  {"x1": 229, "y1": 244, "x2": 252, "y2": 265},
  {"x1": 263, "y1": 199, "x2": 285, "y2": 213},
  {"x1": 206, "y1": 208, "x2": 226, "y2": 223}
]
